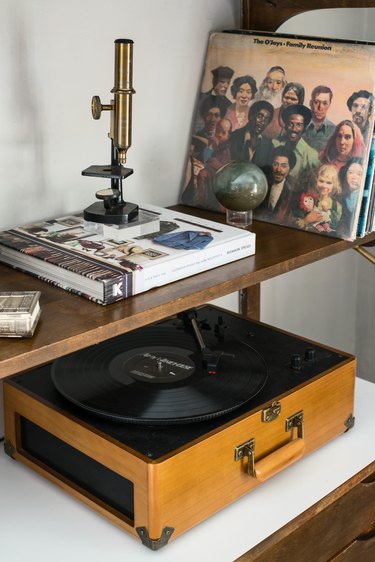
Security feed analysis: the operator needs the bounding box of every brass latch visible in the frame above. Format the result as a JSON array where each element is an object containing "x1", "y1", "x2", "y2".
[
  {"x1": 234, "y1": 410, "x2": 305, "y2": 480},
  {"x1": 262, "y1": 401, "x2": 281, "y2": 422}
]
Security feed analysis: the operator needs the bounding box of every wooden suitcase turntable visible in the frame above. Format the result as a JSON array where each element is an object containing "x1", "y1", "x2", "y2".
[{"x1": 3, "y1": 305, "x2": 355, "y2": 550}]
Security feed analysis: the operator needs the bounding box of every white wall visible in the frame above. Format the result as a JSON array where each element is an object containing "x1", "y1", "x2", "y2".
[
  {"x1": 0, "y1": 0, "x2": 240, "y2": 228},
  {"x1": 261, "y1": 8, "x2": 375, "y2": 383}
]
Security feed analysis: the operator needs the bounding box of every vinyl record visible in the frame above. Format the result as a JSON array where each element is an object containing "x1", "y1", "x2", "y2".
[{"x1": 51, "y1": 325, "x2": 268, "y2": 425}]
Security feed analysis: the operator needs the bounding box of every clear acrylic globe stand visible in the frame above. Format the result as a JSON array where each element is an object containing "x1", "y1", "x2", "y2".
[
  {"x1": 215, "y1": 161, "x2": 268, "y2": 229},
  {"x1": 226, "y1": 209, "x2": 254, "y2": 229}
]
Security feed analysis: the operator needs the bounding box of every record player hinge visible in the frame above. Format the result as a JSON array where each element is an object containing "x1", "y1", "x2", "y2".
[{"x1": 136, "y1": 526, "x2": 174, "y2": 550}]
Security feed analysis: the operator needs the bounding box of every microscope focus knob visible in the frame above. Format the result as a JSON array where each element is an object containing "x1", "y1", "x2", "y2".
[
  {"x1": 91, "y1": 96, "x2": 112, "y2": 120},
  {"x1": 91, "y1": 96, "x2": 103, "y2": 119}
]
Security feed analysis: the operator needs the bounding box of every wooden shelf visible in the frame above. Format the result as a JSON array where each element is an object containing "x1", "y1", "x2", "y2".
[{"x1": 1, "y1": 204, "x2": 374, "y2": 379}]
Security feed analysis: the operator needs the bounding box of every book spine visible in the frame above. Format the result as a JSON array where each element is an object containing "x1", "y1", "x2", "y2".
[
  {"x1": 0, "y1": 231, "x2": 133, "y2": 304},
  {"x1": 102, "y1": 271, "x2": 133, "y2": 303},
  {"x1": 357, "y1": 134, "x2": 375, "y2": 237},
  {"x1": 0, "y1": 317, "x2": 33, "y2": 335},
  {"x1": 0, "y1": 257, "x2": 127, "y2": 305},
  {"x1": 135, "y1": 235, "x2": 255, "y2": 294}
]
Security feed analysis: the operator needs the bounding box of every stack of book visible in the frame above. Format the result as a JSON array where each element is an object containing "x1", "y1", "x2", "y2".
[{"x1": 0, "y1": 205, "x2": 255, "y2": 305}]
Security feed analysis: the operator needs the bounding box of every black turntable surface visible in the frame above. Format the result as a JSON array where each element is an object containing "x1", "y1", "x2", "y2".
[{"x1": 11, "y1": 306, "x2": 348, "y2": 459}]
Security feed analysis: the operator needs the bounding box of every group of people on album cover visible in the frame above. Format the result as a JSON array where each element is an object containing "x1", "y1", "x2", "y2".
[{"x1": 180, "y1": 45, "x2": 375, "y2": 239}]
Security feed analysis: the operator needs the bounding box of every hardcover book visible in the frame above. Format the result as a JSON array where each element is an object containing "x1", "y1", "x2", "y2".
[
  {"x1": 0, "y1": 205, "x2": 255, "y2": 305},
  {"x1": 180, "y1": 30, "x2": 375, "y2": 241}
]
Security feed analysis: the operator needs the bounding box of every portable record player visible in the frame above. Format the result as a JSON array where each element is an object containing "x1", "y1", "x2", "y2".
[{"x1": 3, "y1": 305, "x2": 355, "y2": 550}]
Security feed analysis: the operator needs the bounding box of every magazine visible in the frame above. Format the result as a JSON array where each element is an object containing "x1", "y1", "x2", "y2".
[
  {"x1": 180, "y1": 30, "x2": 375, "y2": 241},
  {"x1": 0, "y1": 204, "x2": 255, "y2": 305}
]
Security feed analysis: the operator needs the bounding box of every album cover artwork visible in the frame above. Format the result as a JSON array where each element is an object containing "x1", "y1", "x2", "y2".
[{"x1": 180, "y1": 30, "x2": 375, "y2": 240}]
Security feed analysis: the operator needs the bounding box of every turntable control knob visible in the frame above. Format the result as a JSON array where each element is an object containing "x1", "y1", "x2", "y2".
[
  {"x1": 290, "y1": 353, "x2": 303, "y2": 371},
  {"x1": 305, "y1": 348, "x2": 316, "y2": 362}
]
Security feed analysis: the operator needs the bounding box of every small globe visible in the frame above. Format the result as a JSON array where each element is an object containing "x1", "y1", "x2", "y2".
[{"x1": 215, "y1": 161, "x2": 268, "y2": 212}]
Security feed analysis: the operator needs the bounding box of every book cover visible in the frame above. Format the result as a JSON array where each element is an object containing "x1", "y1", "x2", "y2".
[
  {"x1": 0, "y1": 204, "x2": 255, "y2": 305},
  {"x1": 180, "y1": 30, "x2": 375, "y2": 241}
]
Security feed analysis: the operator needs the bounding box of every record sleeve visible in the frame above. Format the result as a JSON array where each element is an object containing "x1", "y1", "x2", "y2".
[{"x1": 180, "y1": 30, "x2": 375, "y2": 241}]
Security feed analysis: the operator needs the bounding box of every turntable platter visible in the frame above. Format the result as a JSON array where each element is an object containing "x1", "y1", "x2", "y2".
[{"x1": 51, "y1": 325, "x2": 267, "y2": 424}]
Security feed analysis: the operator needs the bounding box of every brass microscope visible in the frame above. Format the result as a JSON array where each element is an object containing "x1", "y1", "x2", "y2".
[{"x1": 83, "y1": 39, "x2": 159, "y2": 238}]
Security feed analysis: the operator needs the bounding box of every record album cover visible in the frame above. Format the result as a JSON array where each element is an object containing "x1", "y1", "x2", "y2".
[{"x1": 180, "y1": 30, "x2": 375, "y2": 240}]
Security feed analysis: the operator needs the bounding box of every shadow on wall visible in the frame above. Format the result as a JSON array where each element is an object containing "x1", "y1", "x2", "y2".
[{"x1": 0, "y1": 7, "x2": 53, "y2": 227}]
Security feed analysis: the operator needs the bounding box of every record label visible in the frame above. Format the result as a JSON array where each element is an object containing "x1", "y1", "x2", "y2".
[{"x1": 110, "y1": 347, "x2": 196, "y2": 384}]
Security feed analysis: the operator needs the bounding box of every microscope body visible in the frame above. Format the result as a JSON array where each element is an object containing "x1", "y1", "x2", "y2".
[{"x1": 82, "y1": 39, "x2": 139, "y2": 226}]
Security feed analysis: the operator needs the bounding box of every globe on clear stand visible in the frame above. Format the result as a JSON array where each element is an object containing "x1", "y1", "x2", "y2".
[{"x1": 214, "y1": 161, "x2": 268, "y2": 228}]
